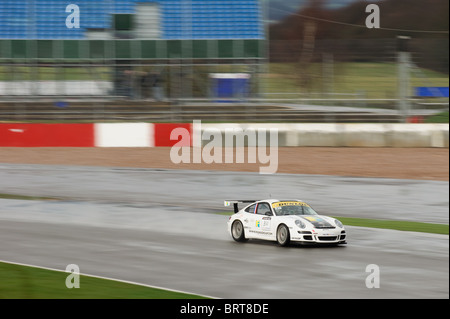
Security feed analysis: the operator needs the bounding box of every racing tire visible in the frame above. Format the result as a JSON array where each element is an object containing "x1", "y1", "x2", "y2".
[
  {"x1": 231, "y1": 220, "x2": 247, "y2": 242},
  {"x1": 276, "y1": 224, "x2": 290, "y2": 247}
]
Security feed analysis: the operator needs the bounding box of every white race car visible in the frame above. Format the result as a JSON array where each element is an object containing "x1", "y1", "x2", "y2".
[{"x1": 226, "y1": 199, "x2": 347, "y2": 246}]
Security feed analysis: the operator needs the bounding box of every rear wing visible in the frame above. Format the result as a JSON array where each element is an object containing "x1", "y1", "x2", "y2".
[{"x1": 224, "y1": 200, "x2": 258, "y2": 214}]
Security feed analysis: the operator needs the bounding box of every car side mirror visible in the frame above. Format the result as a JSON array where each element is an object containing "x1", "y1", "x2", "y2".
[{"x1": 265, "y1": 212, "x2": 272, "y2": 216}]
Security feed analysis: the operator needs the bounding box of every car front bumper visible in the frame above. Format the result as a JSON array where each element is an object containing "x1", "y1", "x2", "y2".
[{"x1": 291, "y1": 228, "x2": 347, "y2": 244}]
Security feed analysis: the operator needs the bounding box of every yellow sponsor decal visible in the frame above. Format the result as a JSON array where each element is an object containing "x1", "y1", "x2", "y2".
[
  {"x1": 272, "y1": 201, "x2": 310, "y2": 208},
  {"x1": 303, "y1": 216, "x2": 317, "y2": 222}
]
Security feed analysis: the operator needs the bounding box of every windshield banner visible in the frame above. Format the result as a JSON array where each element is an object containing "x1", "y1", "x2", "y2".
[{"x1": 272, "y1": 201, "x2": 310, "y2": 208}]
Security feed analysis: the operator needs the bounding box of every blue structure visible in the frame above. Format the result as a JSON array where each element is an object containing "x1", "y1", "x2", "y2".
[
  {"x1": 211, "y1": 73, "x2": 251, "y2": 102},
  {"x1": 0, "y1": 0, "x2": 264, "y2": 39},
  {"x1": 415, "y1": 87, "x2": 449, "y2": 98}
]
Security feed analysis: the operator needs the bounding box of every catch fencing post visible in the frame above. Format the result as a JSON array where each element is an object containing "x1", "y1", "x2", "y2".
[{"x1": 397, "y1": 36, "x2": 412, "y2": 122}]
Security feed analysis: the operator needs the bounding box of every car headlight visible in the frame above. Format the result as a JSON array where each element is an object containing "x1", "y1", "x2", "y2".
[
  {"x1": 295, "y1": 219, "x2": 306, "y2": 229},
  {"x1": 334, "y1": 219, "x2": 343, "y2": 228}
]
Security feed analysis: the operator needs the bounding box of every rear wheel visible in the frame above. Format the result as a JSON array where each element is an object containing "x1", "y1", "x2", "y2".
[
  {"x1": 231, "y1": 220, "x2": 247, "y2": 242},
  {"x1": 276, "y1": 224, "x2": 290, "y2": 246}
]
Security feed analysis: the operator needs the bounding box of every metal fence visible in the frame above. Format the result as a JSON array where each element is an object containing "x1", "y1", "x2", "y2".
[
  {"x1": 0, "y1": 38, "x2": 448, "y2": 123},
  {"x1": 0, "y1": 38, "x2": 265, "y2": 99},
  {"x1": 265, "y1": 38, "x2": 449, "y2": 106}
]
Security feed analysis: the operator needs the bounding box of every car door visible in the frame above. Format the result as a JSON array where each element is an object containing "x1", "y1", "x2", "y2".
[
  {"x1": 240, "y1": 203, "x2": 256, "y2": 237},
  {"x1": 251, "y1": 202, "x2": 275, "y2": 239}
]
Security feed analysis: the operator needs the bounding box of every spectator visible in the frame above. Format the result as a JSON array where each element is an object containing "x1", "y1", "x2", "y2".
[{"x1": 151, "y1": 72, "x2": 165, "y2": 102}]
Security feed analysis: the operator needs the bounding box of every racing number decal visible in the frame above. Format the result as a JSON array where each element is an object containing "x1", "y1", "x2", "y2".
[
  {"x1": 257, "y1": 217, "x2": 271, "y2": 230},
  {"x1": 250, "y1": 202, "x2": 274, "y2": 237}
]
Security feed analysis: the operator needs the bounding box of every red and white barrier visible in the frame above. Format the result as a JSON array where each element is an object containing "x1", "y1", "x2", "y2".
[
  {"x1": 95, "y1": 123, "x2": 154, "y2": 147},
  {"x1": 0, "y1": 123, "x2": 193, "y2": 147},
  {"x1": 0, "y1": 123, "x2": 95, "y2": 147},
  {"x1": 0, "y1": 122, "x2": 447, "y2": 148},
  {"x1": 154, "y1": 123, "x2": 192, "y2": 147}
]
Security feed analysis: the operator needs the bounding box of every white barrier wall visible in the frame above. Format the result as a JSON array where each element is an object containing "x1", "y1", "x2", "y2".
[
  {"x1": 0, "y1": 81, "x2": 112, "y2": 96},
  {"x1": 198, "y1": 123, "x2": 449, "y2": 148}
]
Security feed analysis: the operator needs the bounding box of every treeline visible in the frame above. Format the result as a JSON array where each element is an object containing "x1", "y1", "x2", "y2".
[{"x1": 269, "y1": 0, "x2": 449, "y2": 73}]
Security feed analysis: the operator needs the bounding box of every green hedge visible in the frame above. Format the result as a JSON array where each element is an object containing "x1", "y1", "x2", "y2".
[{"x1": 0, "y1": 39, "x2": 264, "y2": 60}]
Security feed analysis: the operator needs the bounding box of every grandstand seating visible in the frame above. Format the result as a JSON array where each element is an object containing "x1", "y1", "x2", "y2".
[{"x1": 0, "y1": 0, "x2": 263, "y2": 40}]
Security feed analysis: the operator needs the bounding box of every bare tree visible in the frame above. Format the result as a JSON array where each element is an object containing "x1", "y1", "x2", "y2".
[{"x1": 298, "y1": 0, "x2": 328, "y2": 92}]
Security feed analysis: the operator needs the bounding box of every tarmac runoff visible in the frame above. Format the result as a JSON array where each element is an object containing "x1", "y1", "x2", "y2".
[{"x1": 0, "y1": 164, "x2": 448, "y2": 298}]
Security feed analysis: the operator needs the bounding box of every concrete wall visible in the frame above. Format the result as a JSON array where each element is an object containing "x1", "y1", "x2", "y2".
[{"x1": 199, "y1": 123, "x2": 449, "y2": 148}]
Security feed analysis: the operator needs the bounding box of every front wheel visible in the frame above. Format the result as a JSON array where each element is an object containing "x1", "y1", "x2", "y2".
[
  {"x1": 231, "y1": 220, "x2": 247, "y2": 242},
  {"x1": 276, "y1": 224, "x2": 290, "y2": 246}
]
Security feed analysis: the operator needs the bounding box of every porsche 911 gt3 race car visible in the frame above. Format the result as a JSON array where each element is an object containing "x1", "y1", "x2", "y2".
[{"x1": 226, "y1": 199, "x2": 347, "y2": 246}]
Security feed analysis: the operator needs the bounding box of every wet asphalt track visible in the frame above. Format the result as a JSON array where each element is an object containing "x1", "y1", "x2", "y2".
[{"x1": 0, "y1": 164, "x2": 448, "y2": 298}]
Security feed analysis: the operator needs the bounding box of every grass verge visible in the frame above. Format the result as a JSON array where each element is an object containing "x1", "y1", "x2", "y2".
[
  {"x1": 0, "y1": 261, "x2": 209, "y2": 299},
  {"x1": 0, "y1": 193, "x2": 61, "y2": 201},
  {"x1": 425, "y1": 111, "x2": 449, "y2": 123},
  {"x1": 219, "y1": 212, "x2": 448, "y2": 235},
  {"x1": 332, "y1": 217, "x2": 448, "y2": 235}
]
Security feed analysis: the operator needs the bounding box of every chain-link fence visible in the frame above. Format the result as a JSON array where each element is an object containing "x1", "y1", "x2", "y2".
[
  {"x1": 1, "y1": 38, "x2": 447, "y2": 107},
  {"x1": 265, "y1": 38, "x2": 449, "y2": 108}
]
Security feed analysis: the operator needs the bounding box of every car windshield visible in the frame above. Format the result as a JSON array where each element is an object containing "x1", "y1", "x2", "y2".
[{"x1": 272, "y1": 201, "x2": 318, "y2": 216}]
